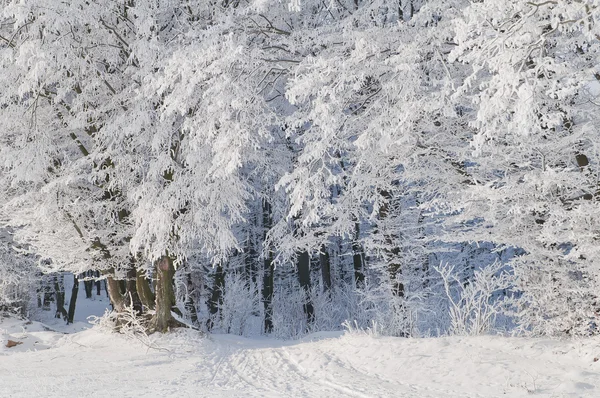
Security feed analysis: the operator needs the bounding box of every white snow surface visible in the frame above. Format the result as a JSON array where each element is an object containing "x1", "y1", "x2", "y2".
[{"x1": 2, "y1": 317, "x2": 600, "y2": 398}]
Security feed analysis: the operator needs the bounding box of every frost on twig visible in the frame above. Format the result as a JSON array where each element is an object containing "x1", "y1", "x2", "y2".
[{"x1": 434, "y1": 261, "x2": 512, "y2": 336}]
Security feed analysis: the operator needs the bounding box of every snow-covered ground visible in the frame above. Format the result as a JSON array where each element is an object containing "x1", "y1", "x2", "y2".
[{"x1": 1, "y1": 314, "x2": 600, "y2": 398}]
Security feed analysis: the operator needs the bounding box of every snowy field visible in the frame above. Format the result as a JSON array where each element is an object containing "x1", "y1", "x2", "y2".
[{"x1": 1, "y1": 315, "x2": 600, "y2": 398}]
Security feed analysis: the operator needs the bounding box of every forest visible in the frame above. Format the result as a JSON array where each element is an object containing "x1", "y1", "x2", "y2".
[{"x1": 1, "y1": 0, "x2": 600, "y2": 340}]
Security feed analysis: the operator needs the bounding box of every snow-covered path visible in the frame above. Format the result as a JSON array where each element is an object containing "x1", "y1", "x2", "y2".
[{"x1": 2, "y1": 319, "x2": 600, "y2": 397}]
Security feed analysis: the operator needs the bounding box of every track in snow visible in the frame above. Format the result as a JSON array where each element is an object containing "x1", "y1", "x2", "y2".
[{"x1": 1, "y1": 319, "x2": 600, "y2": 397}]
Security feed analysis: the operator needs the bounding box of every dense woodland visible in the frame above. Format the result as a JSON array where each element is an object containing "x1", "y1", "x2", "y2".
[{"x1": 1, "y1": 0, "x2": 600, "y2": 338}]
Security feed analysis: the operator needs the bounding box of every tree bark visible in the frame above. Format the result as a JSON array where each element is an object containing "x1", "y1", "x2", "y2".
[
  {"x1": 84, "y1": 270, "x2": 94, "y2": 299},
  {"x1": 379, "y1": 189, "x2": 404, "y2": 297},
  {"x1": 262, "y1": 255, "x2": 274, "y2": 333},
  {"x1": 297, "y1": 250, "x2": 314, "y2": 325},
  {"x1": 185, "y1": 273, "x2": 198, "y2": 325},
  {"x1": 106, "y1": 274, "x2": 125, "y2": 312},
  {"x1": 125, "y1": 267, "x2": 142, "y2": 314},
  {"x1": 262, "y1": 199, "x2": 274, "y2": 333},
  {"x1": 67, "y1": 274, "x2": 78, "y2": 324},
  {"x1": 352, "y1": 223, "x2": 365, "y2": 286},
  {"x1": 152, "y1": 255, "x2": 179, "y2": 333},
  {"x1": 54, "y1": 275, "x2": 67, "y2": 320},
  {"x1": 319, "y1": 245, "x2": 331, "y2": 292},
  {"x1": 207, "y1": 263, "x2": 225, "y2": 330},
  {"x1": 136, "y1": 269, "x2": 155, "y2": 311},
  {"x1": 95, "y1": 271, "x2": 102, "y2": 295}
]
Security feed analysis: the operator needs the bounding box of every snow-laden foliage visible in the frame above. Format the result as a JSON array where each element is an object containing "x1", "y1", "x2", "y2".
[{"x1": 442, "y1": 0, "x2": 600, "y2": 336}]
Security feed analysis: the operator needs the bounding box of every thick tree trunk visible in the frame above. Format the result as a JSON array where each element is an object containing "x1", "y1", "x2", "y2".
[
  {"x1": 153, "y1": 255, "x2": 179, "y2": 333},
  {"x1": 67, "y1": 274, "x2": 78, "y2": 324},
  {"x1": 106, "y1": 274, "x2": 125, "y2": 312},
  {"x1": 136, "y1": 269, "x2": 155, "y2": 311},
  {"x1": 297, "y1": 250, "x2": 314, "y2": 325}
]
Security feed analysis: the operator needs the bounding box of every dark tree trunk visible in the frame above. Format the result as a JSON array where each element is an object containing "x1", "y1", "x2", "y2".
[
  {"x1": 207, "y1": 263, "x2": 225, "y2": 330},
  {"x1": 352, "y1": 223, "x2": 365, "y2": 286},
  {"x1": 95, "y1": 271, "x2": 102, "y2": 295},
  {"x1": 319, "y1": 245, "x2": 331, "y2": 292},
  {"x1": 378, "y1": 189, "x2": 404, "y2": 297},
  {"x1": 262, "y1": 255, "x2": 274, "y2": 333},
  {"x1": 84, "y1": 270, "x2": 94, "y2": 299},
  {"x1": 54, "y1": 275, "x2": 67, "y2": 320},
  {"x1": 67, "y1": 274, "x2": 79, "y2": 324},
  {"x1": 185, "y1": 273, "x2": 198, "y2": 325},
  {"x1": 42, "y1": 287, "x2": 53, "y2": 310},
  {"x1": 153, "y1": 255, "x2": 179, "y2": 333},
  {"x1": 297, "y1": 250, "x2": 314, "y2": 325},
  {"x1": 118, "y1": 279, "x2": 127, "y2": 296},
  {"x1": 40, "y1": 276, "x2": 54, "y2": 310},
  {"x1": 262, "y1": 199, "x2": 274, "y2": 333}
]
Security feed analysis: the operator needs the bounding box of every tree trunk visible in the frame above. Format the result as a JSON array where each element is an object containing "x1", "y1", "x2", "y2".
[
  {"x1": 106, "y1": 274, "x2": 125, "y2": 312},
  {"x1": 352, "y1": 223, "x2": 365, "y2": 286},
  {"x1": 262, "y1": 199, "x2": 274, "y2": 333},
  {"x1": 379, "y1": 189, "x2": 404, "y2": 297},
  {"x1": 67, "y1": 274, "x2": 78, "y2": 324},
  {"x1": 95, "y1": 271, "x2": 102, "y2": 295},
  {"x1": 84, "y1": 270, "x2": 94, "y2": 299},
  {"x1": 262, "y1": 254, "x2": 274, "y2": 333},
  {"x1": 54, "y1": 275, "x2": 68, "y2": 320},
  {"x1": 184, "y1": 273, "x2": 198, "y2": 325},
  {"x1": 136, "y1": 269, "x2": 155, "y2": 311},
  {"x1": 153, "y1": 255, "x2": 179, "y2": 333},
  {"x1": 297, "y1": 250, "x2": 314, "y2": 325},
  {"x1": 125, "y1": 267, "x2": 142, "y2": 314},
  {"x1": 319, "y1": 245, "x2": 331, "y2": 292},
  {"x1": 207, "y1": 263, "x2": 225, "y2": 330}
]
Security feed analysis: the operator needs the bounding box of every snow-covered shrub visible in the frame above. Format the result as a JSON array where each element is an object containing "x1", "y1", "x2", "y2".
[
  {"x1": 353, "y1": 276, "x2": 419, "y2": 337},
  {"x1": 435, "y1": 261, "x2": 512, "y2": 336},
  {"x1": 510, "y1": 256, "x2": 599, "y2": 337},
  {"x1": 210, "y1": 272, "x2": 260, "y2": 336},
  {"x1": 0, "y1": 242, "x2": 39, "y2": 317},
  {"x1": 271, "y1": 281, "x2": 309, "y2": 339},
  {"x1": 90, "y1": 306, "x2": 165, "y2": 350},
  {"x1": 310, "y1": 283, "x2": 364, "y2": 333}
]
